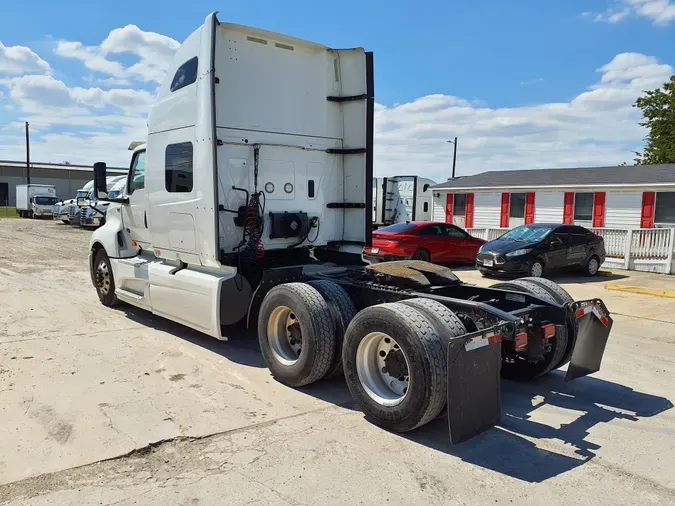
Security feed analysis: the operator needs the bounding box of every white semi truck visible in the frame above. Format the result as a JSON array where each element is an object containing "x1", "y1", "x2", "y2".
[
  {"x1": 53, "y1": 181, "x2": 94, "y2": 223},
  {"x1": 79, "y1": 176, "x2": 128, "y2": 228},
  {"x1": 16, "y1": 184, "x2": 57, "y2": 218},
  {"x1": 88, "y1": 12, "x2": 613, "y2": 443},
  {"x1": 372, "y1": 176, "x2": 436, "y2": 228}
]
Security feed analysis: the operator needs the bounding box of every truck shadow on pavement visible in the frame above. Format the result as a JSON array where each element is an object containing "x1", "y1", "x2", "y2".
[{"x1": 401, "y1": 371, "x2": 673, "y2": 483}]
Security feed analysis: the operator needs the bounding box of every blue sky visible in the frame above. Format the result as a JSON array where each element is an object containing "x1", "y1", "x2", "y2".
[{"x1": 1, "y1": 0, "x2": 674, "y2": 180}]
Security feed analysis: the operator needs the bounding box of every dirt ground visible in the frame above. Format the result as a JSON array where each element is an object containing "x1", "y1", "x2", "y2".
[{"x1": 0, "y1": 218, "x2": 674, "y2": 505}]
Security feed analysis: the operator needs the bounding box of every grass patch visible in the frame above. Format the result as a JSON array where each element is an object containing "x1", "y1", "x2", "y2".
[{"x1": 0, "y1": 207, "x2": 19, "y2": 219}]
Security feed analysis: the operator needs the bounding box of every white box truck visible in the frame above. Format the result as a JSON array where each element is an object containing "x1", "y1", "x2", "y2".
[
  {"x1": 16, "y1": 184, "x2": 57, "y2": 218},
  {"x1": 87, "y1": 12, "x2": 613, "y2": 444}
]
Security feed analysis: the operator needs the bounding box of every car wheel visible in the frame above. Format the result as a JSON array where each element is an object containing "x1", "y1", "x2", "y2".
[
  {"x1": 528, "y1": 259, "x2": 544, "y2": 277},
  {"x1": 412, "y1": 248, "x2": 431, "y2": 262},
  {"x1": 585, "y1": 256, "x2": 600, "y2": 277}
]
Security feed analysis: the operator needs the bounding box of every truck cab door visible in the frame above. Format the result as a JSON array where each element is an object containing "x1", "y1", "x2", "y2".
[{"x1": 122, "y1": 149, "x2": 151, "y2": 248}]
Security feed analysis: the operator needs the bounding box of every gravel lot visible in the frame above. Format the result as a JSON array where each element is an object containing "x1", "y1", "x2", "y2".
[{"x1": 1, "y1": 218, "x2": 674, "y2": 505}]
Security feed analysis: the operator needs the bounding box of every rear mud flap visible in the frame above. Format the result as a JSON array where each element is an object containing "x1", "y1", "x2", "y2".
[
  {"x1": 446, "y1": 326, "x2": 506, "y2": 444},
  {"x1": 566, "y1": 300, "x2": 613, "y2": 381}
]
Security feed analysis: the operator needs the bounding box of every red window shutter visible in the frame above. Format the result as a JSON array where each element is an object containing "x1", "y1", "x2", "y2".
[
  {"x1": 445, "y1": 194, "x2": 454, "y2": 224},
  {"x1": 640, "y1": 192, "x2": 655, "y2": 228},
  {"x1": 465, "y1": 193, "x2": 474, "y2": 228},
  {"x1": 592, "y1": 192, "x2": 606, "y2": 227},
  {"x1": 563, "y1": 192, "x2": 574, "y2": 224},
  {"x1": 500, "y1": 193, "x2": 510, "y2": 228},
  {"x1": 524, "y1": 192, "x2": 535, "y2": 224}
]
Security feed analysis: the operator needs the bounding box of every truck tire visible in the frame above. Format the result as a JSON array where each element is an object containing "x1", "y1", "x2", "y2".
[
  {"x1": 520, "y1": 277, "x2": 577, "y2": 369},
  {"x1": 307, "y1": 280, "x2": 357, "y2": 379},
  {"x1": 490, "y1": 280, "x2": 568, "y2": 380},
  {"x1": 93, "y1": 249, "x2": 119, "y2": 307},
  {"x1": 258, "y1": 283, "x2": 336, "y2": 388},
  {"x1": 519, "y1": 277, "x2": 573, "y2": 306},
  {"x1": 342, "y1": 303, "x2": 446, "y2": 432}
]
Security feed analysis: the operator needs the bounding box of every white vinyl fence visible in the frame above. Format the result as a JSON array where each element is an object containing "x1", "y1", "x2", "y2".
[{"x1": 466, "y1": 227, "x2": 675, "y2": 275}]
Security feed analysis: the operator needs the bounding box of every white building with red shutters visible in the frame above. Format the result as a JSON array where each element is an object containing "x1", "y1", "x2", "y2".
[{"x1": 430, "y1": 163, "x2": 675, "y2": 230}]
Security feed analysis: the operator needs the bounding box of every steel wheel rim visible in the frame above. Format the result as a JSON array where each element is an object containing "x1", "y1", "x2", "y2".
[
  {"x1": 267, "y1": 305, "x2": 302, "y2": 366},
  {"x1": 531, "y1": 262, "x2": 543, "y2": 277},
  {"x1": 356, "y1": 332, "x2": 410, "y2": 407},
  {"x1": 588, "y1": 258, "x2": 599, "y2": 275},
  {"x1": 95, "y1": 260, "x2": 111, "y2": 295}
]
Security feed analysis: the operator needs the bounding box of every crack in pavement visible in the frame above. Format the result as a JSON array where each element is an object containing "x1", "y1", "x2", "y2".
[{"x1": 0, "y1": 403, "x2": 350, "y2": 502}]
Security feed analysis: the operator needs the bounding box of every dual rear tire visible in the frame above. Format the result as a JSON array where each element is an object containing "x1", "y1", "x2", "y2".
[{"x1": 258, "y1": 281, "x2": 467, "y2": 433}]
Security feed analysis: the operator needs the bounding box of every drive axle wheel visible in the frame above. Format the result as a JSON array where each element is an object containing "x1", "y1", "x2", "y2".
[
  {"x1": 93, "y1": 249, "x2": 119, "y2": 307},
  {"x1": 490, "y1": 279, "x2": 568, "y2": 380},
  {"x1": 307, "y1": 280, "x2": 357, "y2": 379},
  {"x1": 343, "y1": 303, "x2": 446, "y2": 432},
  {"x1": 357, "y1": 332, "x2": 410, "y2": 403},
  {"x1": 258, "y1": 283, "x2": 336, "y2": 387},
  {"x1": 267, "y1": 306, "x2": 304, "y2": 365}
]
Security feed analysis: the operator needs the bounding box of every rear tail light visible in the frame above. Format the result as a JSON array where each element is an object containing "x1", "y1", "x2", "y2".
[
  {"x1": 542, "y1": 323, "x2": 556, "y2": 339},
  {"x1": 515, "y1": 332, "x2": 528, "y2": 350}
]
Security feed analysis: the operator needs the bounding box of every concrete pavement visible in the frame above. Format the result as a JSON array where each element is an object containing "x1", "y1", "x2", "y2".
[{"x1": 1, "y1": 220, "x2": 674, "y2": 505}]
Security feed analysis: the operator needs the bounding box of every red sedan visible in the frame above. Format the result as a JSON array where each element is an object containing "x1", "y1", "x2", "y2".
[{"x1": 363, "y1": 222, "x2": 486, "y2": 264}]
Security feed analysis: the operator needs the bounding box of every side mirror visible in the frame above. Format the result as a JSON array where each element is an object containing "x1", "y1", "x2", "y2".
[
  {"x1": 550, "y1": 237, "x2": 562, "y2": 247},
  {"x1": 94, "y1": 161, "x2": 108, "y2": 199}
]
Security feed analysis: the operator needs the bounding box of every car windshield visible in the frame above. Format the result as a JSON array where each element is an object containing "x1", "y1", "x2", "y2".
[
  {"x1": 35, "y1": 196, "x2": 56, "y2": 205},
  {"x1": 376, "y1": 223, "x2": 417, "y2": 233},
  {"x1": 107, "y1": 191, "x2": 120, "y2": 199},
  {"x1": 76, "y1": 191, "x2": 88, "y2": 199},
  {"x1": 500, "y1": 225, "x2": 553, "y2": 243}
]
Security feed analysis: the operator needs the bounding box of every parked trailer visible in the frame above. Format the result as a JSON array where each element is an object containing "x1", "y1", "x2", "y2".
[
  {"x1": 372, "y1": 176, "x2": 436, "y2": 229},
  {"x1": 88, "y1": 13, "x2": 613, "y2": 443},
  {"x1": 16, "y1": 184, "x2": 57, "y2": 218}
]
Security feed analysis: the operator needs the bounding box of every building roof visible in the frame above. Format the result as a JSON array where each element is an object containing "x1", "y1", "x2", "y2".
[
  {"x1": 0, "y1": 160, "x2": 128, "y2": 174},
  {"x1": 431, "y1": 163, "x2": 675, "y2": 191}
]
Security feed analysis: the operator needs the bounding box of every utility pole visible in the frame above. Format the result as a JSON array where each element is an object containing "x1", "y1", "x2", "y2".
[
  {"x1": 25, "y1": 121, "x2": 30, "y2": 184},
  {"x1": 452, "y1": 136, "x2": 458, "y2": 179},
  {"x1": 448, "y1": 137, "x2": 458, "y2": 179}
]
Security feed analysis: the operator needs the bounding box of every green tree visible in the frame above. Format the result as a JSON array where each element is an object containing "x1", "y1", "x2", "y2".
[{"x1": 633, "y1": 75, "x2": 675, "y2": 165}]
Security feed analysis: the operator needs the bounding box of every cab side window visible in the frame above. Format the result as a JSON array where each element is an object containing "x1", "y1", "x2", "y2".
[
  {"x1": 128, "y1": 151, "x2": 146, "y2": 194},
  {"x1": 170, "y1": 57, "x2": 198, "y2": 92},
  {"x1": 165, "y1": 142, "x2": 194, "y2": 193}
]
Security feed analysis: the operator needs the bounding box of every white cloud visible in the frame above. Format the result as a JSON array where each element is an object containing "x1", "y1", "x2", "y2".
[
  {"x1": 4, "y1": 74, "x2": 154, "y2": 117},
  {"x1": 588, "y1": 1, "x2": 675, "y2": 25},
  {"x1": 0, "y1": 41, "x2": 50, "y2": 75},
  {"x1": 7, "y1": 74, "x2": 75, "y2": 111},
  {"x1": 373, "y1": 52, "x2": 673, "y2": 182},
  {"x1": 54, "y1": 25, "x2": 179, "y2": 84}
]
